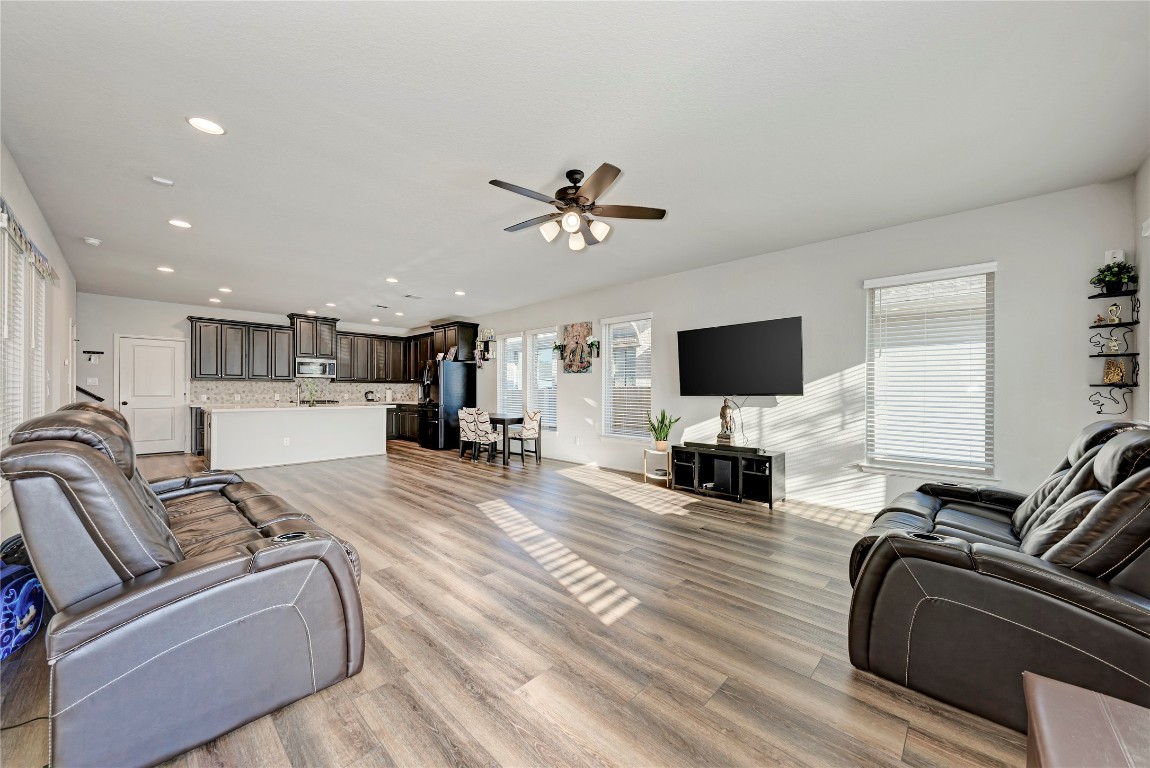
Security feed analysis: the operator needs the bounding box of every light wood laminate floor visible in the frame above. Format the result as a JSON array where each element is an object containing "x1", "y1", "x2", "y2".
[{"x1": 1, "y1": 442, "x2": 1026, "y2": 767}]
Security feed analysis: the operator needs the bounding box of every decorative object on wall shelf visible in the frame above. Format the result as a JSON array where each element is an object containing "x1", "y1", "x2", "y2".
[
  {"x1": 559, "y1": 321, "x2": 593, "y2": 373},
  {"x1": 1089, "y1": 261, "x2": 1137, "y2": 295},
  {"x1": 475, "y1": 328, "x2": 495, "y2": 366},
  {"x1": 587, "y1": 335, "x2": 600, "y2": 358},
  {"x1": 1087, "y1": 279, "x2": 1140, "y2": 415},
  {"x1": 1102, "y1": 359, "x2": 1127, "y2": 385},
  {"x1": 646, "y1": 409, "x2": 681, "y2": 452}
]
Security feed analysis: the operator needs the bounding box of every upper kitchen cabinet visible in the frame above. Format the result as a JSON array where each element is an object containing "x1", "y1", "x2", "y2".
[
  {"x1": 289, "y1": 313, "x2": 338, "y2": 359},
  {"x1": 248, "y1": 326, "x2": 294, "y2": 380},
  {"x1": 190, "y1": 317, "x2": 251, "y2": 379},
  {"x1": 386, "y1": 339, "x2": 406, "y2": 381},
  {"x1": 353, "y1": 335, "x2": 372, "y2": 381},
  {"x1": 336, "y1": 334, "x2": 355, "y2": 380},
  {"x1": 430, "y1": 321, "x2": 479, "y2": 361}
]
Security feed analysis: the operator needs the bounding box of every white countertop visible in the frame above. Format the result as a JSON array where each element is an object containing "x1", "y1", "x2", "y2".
[{"x1": 202, "y1": 402, "x2": 396, "y2": 414}]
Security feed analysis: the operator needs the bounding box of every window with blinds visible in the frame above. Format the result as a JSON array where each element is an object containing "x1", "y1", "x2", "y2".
[
  {"x1": 864, "y1": 264, "x2": 996, "y2": 478},
  {"x1": 602, "y1": 314, "x2": 652, "y2": 439},
  {"x1": 527, "y1": 329, "x2": 558, "y2": 429},
  {"x1": 498, "y1": 334, "x2": 523, "y2": 415},
  {"x1": 2, "y1": 234, "x2": 26, "y2": 460}
]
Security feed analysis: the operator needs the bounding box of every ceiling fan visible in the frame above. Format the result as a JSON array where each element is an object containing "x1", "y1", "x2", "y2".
[{"x1": 489, "y1": 163, "x2": 666, "y2": 251}]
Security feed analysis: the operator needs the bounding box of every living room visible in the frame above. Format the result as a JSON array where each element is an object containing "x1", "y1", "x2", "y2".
[{"x1": 2, "y1": 2, "x2": 1149, "y2": 767}]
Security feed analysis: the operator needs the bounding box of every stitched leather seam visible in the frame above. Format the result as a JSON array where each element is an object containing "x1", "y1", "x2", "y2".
[
  {"x1": 1097, "y1": 692, "x2": 1137, "y2": 767},
  {"x1": 47, "y1": 575, "x2": 247, "y2": 661},
  {"x1": 1073, "y1": 496, "x2": 1150, "y2": 569},
  {"x1": 55, "y1": 559, "x2": 246, "y2": 633},
  {"x1": 52, "y1": 604, "x2": 292, "y2": 716},
  {"x1": 974, "y1": 559, "x2": 1150, "y2": 620},
  {"x1": 923, "y1": 598, "x2": 1150, "y2": 688},
  {"x1": 1, "y1": 467, "x2": 130, "y2": 574},
  {"x1": 47, "y1": 657, "x2": 54, "y2": 767},
  {"x1": 167, "y1": 500, "x2": 234, "y2": 519},
  {"x1": 887, "y1": 539, "x2": 929, "y2": 598},
  {"x1": 254, "y1": 515, "x2": 313, "y2": 528},
  {"x1": 905, "y1": 596, "x2": 931, "y2": 685},
  {"x1": 180, "y1": 526, "x2": 263, "y2": 547},
  {"x1": 291, "y1": 605, "x2": 318, "y2": 694},
  {"x1": 984, "y1": 573, "x2": 1149, "y2": 638},
  {"x1": 5, "y1": 450, "x2": 160, "y2": 569}
]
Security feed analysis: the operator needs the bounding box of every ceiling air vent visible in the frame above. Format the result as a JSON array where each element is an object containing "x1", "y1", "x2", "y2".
[{"x1": 403, "y1": 294, "x2": 423, "y2": 300}]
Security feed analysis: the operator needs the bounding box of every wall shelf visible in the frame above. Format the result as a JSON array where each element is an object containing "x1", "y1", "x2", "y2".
[{"x1": 1088, "y1": 285, "x2": 1140, "y2": 415}]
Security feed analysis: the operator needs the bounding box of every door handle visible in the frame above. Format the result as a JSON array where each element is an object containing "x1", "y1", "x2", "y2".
[{"x1": 121, "y1": 401, "x2": 128, "y2": 406}]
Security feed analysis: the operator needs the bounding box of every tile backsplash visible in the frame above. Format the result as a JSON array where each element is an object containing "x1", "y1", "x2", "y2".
[{"x1": 190, "y1": 380, "x2": 419, "y2": 404}]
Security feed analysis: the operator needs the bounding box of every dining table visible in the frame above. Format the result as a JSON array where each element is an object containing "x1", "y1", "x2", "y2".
[{"x1": 485, "y1": 413, "x2": 524, "y2": 466}]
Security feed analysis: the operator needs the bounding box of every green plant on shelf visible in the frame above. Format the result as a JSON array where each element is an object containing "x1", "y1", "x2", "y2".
[
  {"x1": 646, "y1": 409, "x2": 681, "y2": 441},
  {"x1": 1090, "y1": 262, "x2": 1137, "y2": 290}
]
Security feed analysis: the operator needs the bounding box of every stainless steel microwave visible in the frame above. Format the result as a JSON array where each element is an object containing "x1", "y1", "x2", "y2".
[{"x1": 295, "y1": 357, "x2": 336, "y2": 378}]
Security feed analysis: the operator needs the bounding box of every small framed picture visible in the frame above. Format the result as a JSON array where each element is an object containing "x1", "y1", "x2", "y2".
[{"x1": 446, "y1": 346, "x2": 458, "y2": 361}]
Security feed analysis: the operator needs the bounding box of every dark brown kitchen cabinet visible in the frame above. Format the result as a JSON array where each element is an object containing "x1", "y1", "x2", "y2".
[
  {"x1": 372, "y1": 338, "x2": 388, "y2": 382},
  {"x1": 191, "y1": 319, "x2": 222, "y2": 378},
  {"x1": 221, "y1": 324, "x2": 247, "y2": 378},
  {"x1": 336, "y1": 334, "x2": 354, "y2": 380},
  {"x1": 386, "y1": 339, "x2": 405, "y2": 382},
  {"x1": 353, "y1": 336, "x2": 372, "y2": 380},
  {"x1": 249, "y1": 326, "x2": 295, "y2": 380},
  {"x1": 289, "y1": 314, "x2": 338, "y2": 360},
  {"x1": 407, "y1": 333, "x2": 433, "y2": 381},
  {"x1": 430, "y1": 322, "x2": 479, "y2": 361}
]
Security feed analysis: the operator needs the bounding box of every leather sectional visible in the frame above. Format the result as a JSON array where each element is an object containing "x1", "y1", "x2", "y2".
[
  {"x1": 1, "y1": 403, "x2": 364, "y2": 767},
  {"x1": 848, "y1": 420, "x2": 1150, "y2": 731}
]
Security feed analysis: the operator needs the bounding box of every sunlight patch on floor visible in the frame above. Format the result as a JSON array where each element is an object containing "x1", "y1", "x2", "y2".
[
  {"x1": 557, "y1": 463, "x2": 692, "y2": 516},
  {"x1": 775, "y1": 499, "x2": 872, "y2": 534},
  {"x1": 476, "y1": 499, "x2": 641, "y2": 625}
]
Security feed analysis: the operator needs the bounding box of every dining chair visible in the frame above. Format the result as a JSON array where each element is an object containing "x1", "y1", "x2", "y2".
[
  {"x1": 474, "y1": 410, "x2": 501, "y2": 463},
  {"x1": 508, "y1": 410, "x2": 542, "y2": 464},
  {"x1": 459, "y1": 408, "x2": 498, "y2": 462}
]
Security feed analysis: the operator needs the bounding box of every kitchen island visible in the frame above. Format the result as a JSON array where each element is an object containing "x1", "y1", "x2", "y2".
[{"x1": 205, "y1": 403, "x2": 393, "y2": 470}]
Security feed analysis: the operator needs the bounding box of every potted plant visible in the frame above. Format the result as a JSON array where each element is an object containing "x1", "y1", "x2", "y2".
[
  {"x1": 1090, "y1": 262, "x2": 1137, "y2": 294},
  {"x1": 646, "y1": 409, "x2": 681, "y2": 452}
]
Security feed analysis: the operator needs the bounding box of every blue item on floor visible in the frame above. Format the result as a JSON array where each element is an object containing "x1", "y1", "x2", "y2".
[{"x1": 0, "y1": 535, "x2": 45, "y2": 660}]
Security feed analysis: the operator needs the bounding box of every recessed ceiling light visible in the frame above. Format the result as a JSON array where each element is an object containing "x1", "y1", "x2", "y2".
[
  {"x1": 151, "y1": 176, "x2": 175, "y2": 187},
  {"x1": 454, "y1": 290, "x2": 466, "y2": 296},
  {"x1": 209, "y1": 298, "x2": 221, "y2": 303},
  {"x1": 306, "y1": 310, "x2": 316, "y2": 315},
  {"x1": 157, "y1": 266, "x2": 175, "y2": 273},
  {"x1": 325, "y1": 302, "x2": 336, "y2": 307},
  {"x1": 385, "y1": 277, "x2": 398, "y2": 283},
  {"x1": 395, "y1": 312, "x2": 404, "y2": 316},
  {"x1": 371, "y1": 318, "x2": 380, "y2": 322},
  {"x1": 187, "y1": 117, "x2": 226, "y2": 135},
  {"x1": 168, "y1": 219, "x2": 191, "y2": 228},
  {"x1": 218, "y1": 287, "x2": 232, "y2": 293},
  {"x1": 82, "y1": 237, "x2": 102, "y2": 246}
]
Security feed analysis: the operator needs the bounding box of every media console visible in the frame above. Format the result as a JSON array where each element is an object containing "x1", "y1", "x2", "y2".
[{"x1": 671, "y1": 441, "x2": 785, "y2": 508}]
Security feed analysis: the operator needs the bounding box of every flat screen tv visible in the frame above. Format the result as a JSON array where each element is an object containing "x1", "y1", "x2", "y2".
[{"x1": 677, "y1": 317, "x2": 803, "y2": 396}]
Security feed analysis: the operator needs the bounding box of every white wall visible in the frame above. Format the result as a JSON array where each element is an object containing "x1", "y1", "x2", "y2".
[
  {"x1": 76, "y1": 292, "x2": 405, "y2": 404},
  {"x1": 2, "y1": 142, "x2": 78, "y2": 533},
  {"x1": 474, "y1": 179, "x2": 1139, "y2": 514}
]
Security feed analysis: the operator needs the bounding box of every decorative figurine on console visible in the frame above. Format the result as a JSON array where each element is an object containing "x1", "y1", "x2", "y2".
[{"x1": 717, "y1": 398, "x2": 736, "y2": 445}]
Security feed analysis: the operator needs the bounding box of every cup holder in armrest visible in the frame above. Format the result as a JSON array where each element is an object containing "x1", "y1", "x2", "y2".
[
  {"x1": 908, "y1": 532, "x2": 944, "y2": 542},
  {"x1": 272, "y1": 531, "x2": 309, "y2": 543}
]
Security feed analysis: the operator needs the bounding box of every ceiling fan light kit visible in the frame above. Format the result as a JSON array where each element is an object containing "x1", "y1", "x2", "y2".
[{"x1": 490, "y1": 163, "x2": 665, "y2": 252}]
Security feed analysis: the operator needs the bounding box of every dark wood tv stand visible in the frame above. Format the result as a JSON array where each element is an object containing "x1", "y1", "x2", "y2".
[{"x1": 671, "y1": 442, "x2": 785, "y2": 508}]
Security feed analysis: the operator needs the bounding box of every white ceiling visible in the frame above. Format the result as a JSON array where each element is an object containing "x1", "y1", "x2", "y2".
[{"x1": 2, "y1": 2, "x2": 1147, "y2": 329}]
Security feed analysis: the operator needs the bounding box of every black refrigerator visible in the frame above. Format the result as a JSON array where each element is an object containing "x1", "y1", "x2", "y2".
[{"x1": 418, "y1": 360, "x2": 476, "y2": 450}]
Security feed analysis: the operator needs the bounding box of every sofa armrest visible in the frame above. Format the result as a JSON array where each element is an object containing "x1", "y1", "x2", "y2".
[
  {"x1": 150, "y1": 470, "x2": 244, "y2": 501},
  {"x1": 970, "y1": 544, "x2": 1150, "y2": 638},
  {"x1": 917, "y1": 482, "x2": 1026, "y2": 511},
  {"x1": 46, "y1": 547, "x2": 254, "y2": 658}
]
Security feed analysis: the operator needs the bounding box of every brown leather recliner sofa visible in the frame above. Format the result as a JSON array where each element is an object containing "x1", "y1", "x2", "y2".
[
  {"x1": 847, "y1": 419, "x2": 1150, "y2": 731},
  {"x1": 1, "y1": 403, "x2": 364, "y2": 767}
]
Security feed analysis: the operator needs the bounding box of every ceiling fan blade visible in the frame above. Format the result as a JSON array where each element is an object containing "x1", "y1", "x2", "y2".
[
  {"x1": 575, "y1": 163, "x2": 621, "y2": 205},
  {"x1": 578, "y1": 215, "x2": 600, "y2": 245},
  {"x1": 590, "y1": 205, "x2": 666, "y2": 220},
  {"x1": 504, "y1": 212, "x2": 561, "y2": 232},
  {"x1": 489, "y1": 179, "x2": 560, "y2": 206}
]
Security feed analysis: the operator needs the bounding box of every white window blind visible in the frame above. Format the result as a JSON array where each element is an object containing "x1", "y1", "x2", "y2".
[
  {"x1": 498, "y1": 334, "x2": 523, "y2": 415},
  {"x1": 2, "y1": 234, "x2": 27, "y2": 508},
  {"x1": 29, "y1": 265, "x2": 47, "y2": 418},
  {"x1": 603, "y1": 315, "x2": 652, "y2": 438},
  {"x1": 864, "y1": 266, "x2": 995, "y2": 477},
  {"x1": 527, "y1": 329, "x2": 557, "y2": 429}
]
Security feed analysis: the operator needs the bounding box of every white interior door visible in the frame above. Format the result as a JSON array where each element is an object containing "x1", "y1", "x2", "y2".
[{"x1": 118, "y1": 337, "x2": 188, "y2": 454}]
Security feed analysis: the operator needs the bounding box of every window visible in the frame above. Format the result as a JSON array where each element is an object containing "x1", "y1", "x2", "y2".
[
  {"x1": 2, "y1": 230, "x2": 48, "y2": 507},
  {"x1": 602, "y1": 314, "x2": 652, "y2": 439},
  {"x1": 864, "y1": 263, "x2": 996, "y2": 478},
  {"x1": 527, "y1": 329, "x2": 557, "y2": 429},
  {"x1": 497, "y1": 333, "x2": 523, "y2": 415}
]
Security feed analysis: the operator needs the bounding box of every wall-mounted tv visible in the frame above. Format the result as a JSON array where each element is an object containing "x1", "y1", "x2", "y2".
[{"x1": 677, "y1": 317, "x2": 803, "y2": 396}]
